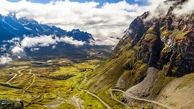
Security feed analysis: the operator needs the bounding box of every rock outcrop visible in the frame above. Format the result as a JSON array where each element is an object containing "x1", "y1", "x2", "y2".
[
  {"x1": 87, "y1": 0, "x2": 194, "y2": 108},
  {"x1": 125, "y1": 67, "x2": 159, "y2": 98},
  {"x1": 0, "y1": 100, "x2": 24, "y2": 109},
  {"x1": 138, "y1": 21, "x2": 164, "y2": 68},
  {"x1": 112, "y1": 12, "x2": 149, "y2": 56}
]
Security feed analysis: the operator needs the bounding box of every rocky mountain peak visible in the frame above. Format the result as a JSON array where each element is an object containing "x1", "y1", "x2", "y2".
[
  {"x1": 86, "y1": 1, "x2": 194, "y2": 109},
  {"x1": 113, "y1": 0, "x2": 194, "y2": 76}
]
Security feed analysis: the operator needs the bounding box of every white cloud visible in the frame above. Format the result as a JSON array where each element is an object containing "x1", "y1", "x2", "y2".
[
  {"x1": 21, "y1": 36, "x2": 57, "y2": 48},
  {"x1": 21, "y1": 35, "x2": 86, "y2": 48},
  {"x1": 11, "y1": 46, "x2": 26, "y2": 59},
  {"x1": 0, "y1": 55, "x2": 12, "y2": 65},
  {"x1": 143, "y1": 0, "x2": 174, "y2": 20},
  {"x1": 4, "y1": 35, "x2": 85, "y2": 61},
  {"x1": 11, "y1": 46, "x2": 24, "y2": 54},
  {"x1": 0, "y1": 0, "x2": 166, "y2": 45},
  {"x1": 173, "y1": 0, "x2": 194, "y2": 16},
  {"x1": 59, "y1": 37, "x2": 85, "y2": 46}
]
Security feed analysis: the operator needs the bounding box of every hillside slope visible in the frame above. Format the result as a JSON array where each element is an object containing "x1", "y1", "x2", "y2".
[{"x1": 86, "y1": 0, "x2": 194, "y2": 108}]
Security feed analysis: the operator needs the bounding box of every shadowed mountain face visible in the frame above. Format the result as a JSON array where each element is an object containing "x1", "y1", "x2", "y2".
[{"x1": 112, "y1": 7, "x2": 194, "y2": 75}]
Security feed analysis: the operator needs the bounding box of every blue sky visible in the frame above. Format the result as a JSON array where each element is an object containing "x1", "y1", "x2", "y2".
[{"x1": 8, "y1": 0, "x2": 148, "y2": 6}]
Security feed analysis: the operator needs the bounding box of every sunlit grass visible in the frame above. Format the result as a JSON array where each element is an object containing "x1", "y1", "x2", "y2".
[{"x1": 0, "y1": 60, "x2": 105, "y2": 109}]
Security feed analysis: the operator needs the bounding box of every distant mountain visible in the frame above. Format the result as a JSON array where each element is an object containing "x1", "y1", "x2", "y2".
[
  {"x1": 0, "y1": 13, "x2": 94, "y2": 43},
  {"x1": 0, "y1": 13, "x2": 111, "y2": 61}
]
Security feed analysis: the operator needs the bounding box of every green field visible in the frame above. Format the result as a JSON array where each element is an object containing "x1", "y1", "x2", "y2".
[{"x1": 0, "y1": 59, "x2": 109, "y2": 109}]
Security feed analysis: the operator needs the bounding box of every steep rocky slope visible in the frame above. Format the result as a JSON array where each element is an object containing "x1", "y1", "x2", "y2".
[
  {"x1": 86, "y1": 0, "x2": 194, "y2": 108},
  {"x1": 157, "y1": 73, "x2": 194, "y2": 109}
]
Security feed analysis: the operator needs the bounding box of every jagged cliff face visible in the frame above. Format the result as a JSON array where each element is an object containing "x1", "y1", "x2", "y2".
[
  {"x1": 86, "y1": 0, "x2": 194, "y2": 108},
  {"x1": 113, "y1": 1, "x2": 194, "y2": 76}
]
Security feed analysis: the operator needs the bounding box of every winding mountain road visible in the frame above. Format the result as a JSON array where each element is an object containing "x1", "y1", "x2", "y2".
[
  {"x1": 6, "y1": 68, "x2": 25, "y2": 84},
  {"x1": 22, "y1": 69, "x2": 36, "y2": 95},
  {"x1": 110, "y1": 88, "x2": 171, "y2": 109},
  {"x1": 109, "y1": 89, "x2": 129, "y2": 109},
  {"x1": 6, "y1": 73, "x2": 18, "y2": 84},
  {"x1": 78, "y1": 70, "x2": 112, "y2": 109},
  {"x1": 83, "y1": 89, "x2": 112, "y2": 109},
  {"x1": 24, "y1": 73, "x2": 36, "y2": 91},
  {"x1": 71, "y1": 96, "x2": 82, "y2": 109},
  {"x1": 4, "y1": 65, "x2": 171, "y2": 109}
]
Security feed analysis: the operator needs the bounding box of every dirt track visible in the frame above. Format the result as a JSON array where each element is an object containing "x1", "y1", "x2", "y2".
[{"x1": 111, "y1": 88, "x2": 171, "y2": 109}]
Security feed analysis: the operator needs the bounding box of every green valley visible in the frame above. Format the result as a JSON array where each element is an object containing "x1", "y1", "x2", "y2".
[{"x1": 0, "y1": 60, "x2": 110, "y2": 109}]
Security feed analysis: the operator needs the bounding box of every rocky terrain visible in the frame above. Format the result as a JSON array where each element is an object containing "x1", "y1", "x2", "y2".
[
  {"x1": 86, "y1": 0, "x2": 194, "y2": 108},
  {"x1": 1, "y1": 0, "x2": 194, "y2": 109}
]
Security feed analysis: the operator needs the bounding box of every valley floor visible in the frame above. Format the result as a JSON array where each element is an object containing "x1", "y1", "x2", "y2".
[
  {"x1": 0, "y1": 59, "x2": 110, "y2": 109},
  {"x1": 0, "y1": 59, "x2": 176, "y2": 109}
]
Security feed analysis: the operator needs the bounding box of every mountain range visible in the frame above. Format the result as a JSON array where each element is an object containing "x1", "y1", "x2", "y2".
[
  {"x1": 0, "y1": 13, "x2": 111, "y2": 61},
  {"x1": 0, "y1": 13, "x2": 93, "y2": 42}
]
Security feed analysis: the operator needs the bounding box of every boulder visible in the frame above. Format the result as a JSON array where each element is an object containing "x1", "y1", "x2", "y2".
[{"x1": 0, "y1": 100, "x2": 23, "y2": 109}]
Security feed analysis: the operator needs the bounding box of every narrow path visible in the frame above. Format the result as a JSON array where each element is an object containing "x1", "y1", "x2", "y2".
[
  {"x1": 111, "y1": 89, "x2": 171, "y2": 109},
  {"x1": 23, "y1": 74, "x2": 36, "y2": 93},
  {"x1": 78, "y1": 70, "x2": 112, "y2": 109},
  {"x1": 71, "y1": 96, "x2": 82, "y2": 109},
  {"x1": 6, "y1": 73, "x2": 18, "y2": 84},
  {"x1": 109, "y1": 89, "x2": 129, "y2": 109},
  {"x1": 44, "y1": 97, "x2": 64, "y2": 109},
  {"x1": 0, "y1": 69, "x2": 26, "y2": 89},
  {"x1": 22, "y1": 69, "x2": 35, "y2": 94},
  {"x1": 17, "y1": 72, "x2": 24, "y2": 78},
  {"x1": 77, "y1": 72, "x2": 87, "y2": 91},
  {"x1": 73, "y1": 71, "x2": 86, "y2": 109},
  {"x1": 25, "y1": 94, "x2": 44, "y2": 108},
  {"x1": 83, "y1": 90, "x2": 111, "y2": 109},
  {"x1": 8, "y1": 66, "x2": 29, "y2": 70},
  {"x1": 5, "y1": 69, "x2": 24, "y2": 84}
]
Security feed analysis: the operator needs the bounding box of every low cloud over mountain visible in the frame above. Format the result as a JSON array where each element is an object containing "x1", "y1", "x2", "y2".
[
  {"x1": 0, "y1": 0, "x2": 167, "y2": 45},
  {"x1": 0, "y1": 14, "x2": 111, "y2": 64}
]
